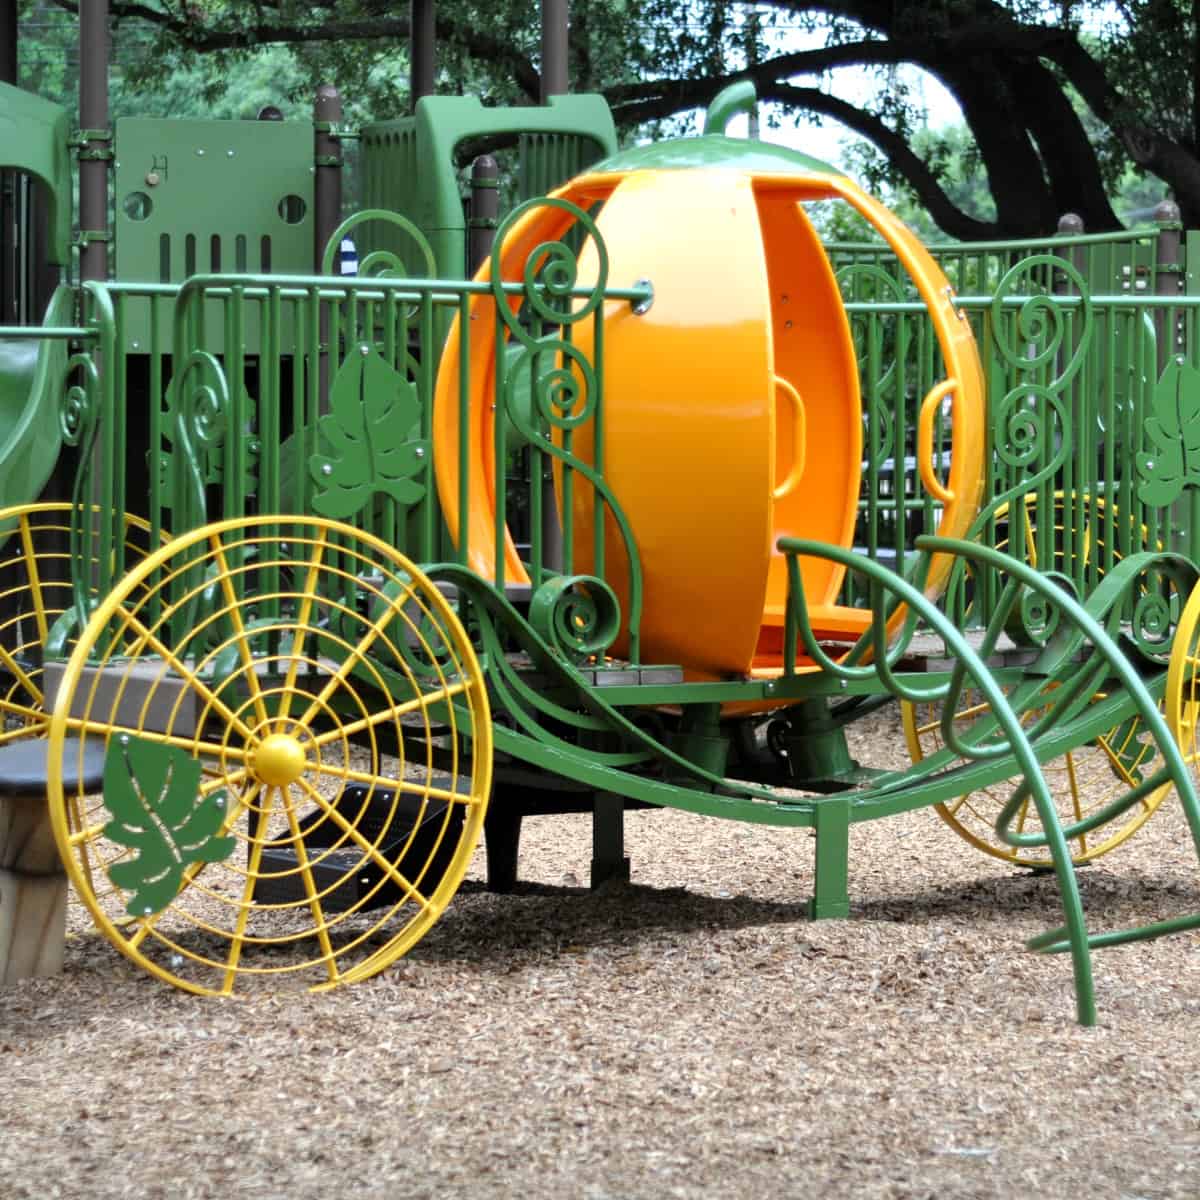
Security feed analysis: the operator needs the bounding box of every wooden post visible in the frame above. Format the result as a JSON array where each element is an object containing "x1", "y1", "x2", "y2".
[{"x1": 0, "y1": 790, "x2": 66, "y2": 983}]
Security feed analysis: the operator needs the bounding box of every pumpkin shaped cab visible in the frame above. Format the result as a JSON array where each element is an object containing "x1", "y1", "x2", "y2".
[{"x1": 434, "y1": 109, "x2": 985, "y2": 679}]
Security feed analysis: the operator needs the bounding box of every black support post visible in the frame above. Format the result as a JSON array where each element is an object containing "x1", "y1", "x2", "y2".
[
  {"x1": 411, "y1": 0, "x2": 435, "y2": 111},
  {"x1": 540, "y1": 0, "x2": 568, "y2": 101},
  {"x1": 79, "y1": 0, "x2": 110, "y2": 283}
]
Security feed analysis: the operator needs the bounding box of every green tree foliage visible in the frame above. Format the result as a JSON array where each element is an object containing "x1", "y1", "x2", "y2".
[{"x1": 14, "y1": 0, "x2": 1200, "y2": 238}]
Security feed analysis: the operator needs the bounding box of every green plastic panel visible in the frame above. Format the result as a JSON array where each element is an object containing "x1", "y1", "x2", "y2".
[
  {"x1": 360, "y1": 94, "x2": 617, "y2": 284},
  {"x1": 0, "y1": 284, "x2": 68, "y2": 509},
  {"x1": 0, "y1": 83, "x2": 71, "y2": 266},
  {"x1": 114, "y1": 118, "x2": 315, "y2": 352}
]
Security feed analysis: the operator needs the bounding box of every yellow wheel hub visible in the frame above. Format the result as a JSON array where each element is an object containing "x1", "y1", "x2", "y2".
[{"x1": 254, "y1": 733, "x2": 308, "y2": 786}]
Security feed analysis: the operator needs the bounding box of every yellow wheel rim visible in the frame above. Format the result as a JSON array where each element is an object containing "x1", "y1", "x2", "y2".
[
  {"x1": 1167, "y1": 581, "x2": 1200, "y2": 774},
  {"x1": 904, "y1": 490, "x2": 1166, "y2": 866},
  {"x1": 902, "y1": 689, "x2": 1170, "y2": 867},
  {"x1": 0, "y1": 502, "x2": 158, "y2": 743},
  {"x1": 47, "y1": 515, "x2": 492, "y2": 995}
]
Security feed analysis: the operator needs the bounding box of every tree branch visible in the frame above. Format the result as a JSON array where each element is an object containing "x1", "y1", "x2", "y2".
[{"x1": 763, "y1": 84, "x2": 999, "y2": 238}]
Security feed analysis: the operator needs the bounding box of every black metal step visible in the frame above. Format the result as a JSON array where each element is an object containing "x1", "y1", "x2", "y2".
[{"x1": 252, "y1": 782, "x2": 464, "y2": 912}]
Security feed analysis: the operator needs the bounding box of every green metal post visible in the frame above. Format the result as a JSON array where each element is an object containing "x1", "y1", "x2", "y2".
[
  {"x1": 591, "y1": 792, "x2": 629, "y2": 888},
  {"x1": 809, "y1": 795, "x2": 851, "y2": 920}
]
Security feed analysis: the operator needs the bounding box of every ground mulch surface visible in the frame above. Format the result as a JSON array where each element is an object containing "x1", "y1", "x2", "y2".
[{"x1": 4, "y1": 704, "x2": 1200, "y2": 1198}]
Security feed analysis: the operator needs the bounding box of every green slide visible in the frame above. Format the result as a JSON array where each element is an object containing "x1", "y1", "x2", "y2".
[{"x1": 0, "y1": 285, "x2": 69, "y2": 510}]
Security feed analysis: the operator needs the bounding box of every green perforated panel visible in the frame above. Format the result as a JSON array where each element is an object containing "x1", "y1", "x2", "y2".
[{"x1": 114, "y1": 118, "x2": 314, "y2": 352}]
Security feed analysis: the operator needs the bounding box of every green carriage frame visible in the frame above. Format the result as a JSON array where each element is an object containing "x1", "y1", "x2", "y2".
[{"x1": 4, "y1": 66, "x2": 1200, "y2": 1023}]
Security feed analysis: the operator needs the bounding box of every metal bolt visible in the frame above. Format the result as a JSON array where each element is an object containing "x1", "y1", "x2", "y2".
[
  {"x1": 1177, "y1": 355, "x2": 1186, "y2": 365},
  {"x1": 226, "y1": 150, "x2": 235, "y2": 158},
  {"x1": 631, "y1": 277, "x2": 654, "y2": 316},
  {"x1": 131, "y1": 340, "x2": 140, "y2": 350},
  {"x1": 360, "y1": 344, "x2": 370, "y2": 356},
  {"x1": 415, "y1": 447, "x2": 425, "y2": 458},
  {"x1": 143, "y1": 906, "x2": 153, "y2": 915},
  {"x1": 119, "y1": 734, "x2": 130, "y2": 745},
  {"x1": 196, "y1": 148, "x2": 205, "y2": 156},
  {"x1": 321, "y1": 463, "x2": 333, "y2": 476},
  {"x1": 144, "y1": 171, "x2": 160, "y2": 187}
]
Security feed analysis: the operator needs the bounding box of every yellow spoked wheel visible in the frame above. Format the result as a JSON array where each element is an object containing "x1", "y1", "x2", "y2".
[
  {"x1": 1167, "y1": 582, "x2": 1200, "y2": 775},
  {"x1": 902, "y1": 691, "x2": 1170, "y2": 867},
  {"x1": 0, "y1": 502, "x2": 157, "y2": 742},
  {"x1": 905, "y1": 490, "x2": 1167, "y2": 866},
  {"x1": 47, "y1": 515, "x2": 492, "y2": 995}
]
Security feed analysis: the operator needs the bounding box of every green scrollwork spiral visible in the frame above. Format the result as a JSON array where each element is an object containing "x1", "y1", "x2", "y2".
[
  {"x1": 490, "y1": 197, "x2": 608, "y2": 347},
  {"x1": 992, "y1": 384, "x2": 1068, "y2": 473},
  {"x1": 989, "y1": 254, "x2": 1092, "y2": 387},
  {"x1": 320, "y1": 209, "x2": 437, "y2": 279},
  {"x1": 60, "y1": 353, "x2": 100, "y2": 448},
  {"x1": 504, "y1": 339, "x2": 597, "y2": 435},
  {"x1": 528, "y1": 574, "x2": 621, "y2": 664}
]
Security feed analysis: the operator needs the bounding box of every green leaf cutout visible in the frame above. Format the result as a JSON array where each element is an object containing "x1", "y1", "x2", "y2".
[
  {"x1": 310, "y1": 345, "x2": 429, "y2": 519},
  {"x1": 103, "y1": 736, "x2": 236, "y2": 918},
  {"x1": 1137, "y1": 358, "x2": 1200, "y2": 507}
]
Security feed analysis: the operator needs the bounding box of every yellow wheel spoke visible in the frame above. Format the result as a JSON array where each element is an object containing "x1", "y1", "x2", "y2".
[
  {"x1": 211, "y1": 537, "x2": 270, "y2": 729},
  {"x1": 68, "y1": 819, "x2": 109, "y2": 847},
  {"x1": 0, "y1": 643, "x2": 44, "y2": 708},
  {"x1": 105, "y1": 726, "x2": 249, "y2": 764},
  {"x1": 277, "y1": 529, "x2": 327, "y2": 726},
  {"x1": 221, "y1": 785, "x2": 278, "y2": 992},
  {"x1": 200, "y1": 768, "x2": 249, "y2": 797},
  {"x1": 18, "y1": 513, "x2": 49, "y2": 645},
  {"x1": 308, "y1": 758, "x2": 478, "y2": 807},
  {"x1": 279, "y1": 784, "x2": 340, "y2": 981},
  {"x1": 312, "y1": 679, "x2": 472, "y2": 749},
  {"x1": 297, "y1": 776, "x2": 430, "y2": 908},
  {"x1": 1063, "y1": 749, "x2": 1088, "y2": 856},
  {"x1": 295, "y1": 600, "x2": 424, "y2": 731},
  {"x1": 0, "y1": 719, "x2": 48, "y2": 745},
  {"x1": 111, "y1": 605, "x2": 256, "y2": 741}
]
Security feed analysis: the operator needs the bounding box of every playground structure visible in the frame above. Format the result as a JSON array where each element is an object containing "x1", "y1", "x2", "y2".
[{"x1": 3, "y1": 3, "x2": 1200, "y2": 1024}]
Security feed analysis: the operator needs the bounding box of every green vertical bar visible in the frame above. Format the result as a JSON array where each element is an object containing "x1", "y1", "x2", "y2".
[
  {"x1": 99, "y1": 299, "x2": 116, "y2": 602},
  {"x1": 529, "y1": 343, "x2": 544, "y2": 585},
  {"x1": 591, "y1": 302, "x2": 605, "y2": 582},
  {"x1": 110, "y1": 291, "x2": 127, "y2": 594},
  {"x1": 292, "y1": 293, "x2": 308, "y2": 515},
  {"x1": 808, "y1": 795, "x2": 851, "y2": 920},
  {"x1": 419, "y1": 291, "x2": 435, "y2": 562},
  {"x1": 892, "y1": 313, "x2": 908, "y2": 584},
  {"x1": 457, "y1": 294, "x2": 471, "y2": 567},
  {"x1": 148, "y1": 293, "x2": 164, "y2": 625},
  {"x1": 262, "y1": 287, "x2": 281, "y2": 655},
  {"x1": 864, "y1": 313, "x2": 880, "y2": 562},
  {"x1": 1102, "y1": 304, "x2": 1116, "y2": 579},
  {"x1": 226, "y1": 285, "x2": 245, "y2": 522}
]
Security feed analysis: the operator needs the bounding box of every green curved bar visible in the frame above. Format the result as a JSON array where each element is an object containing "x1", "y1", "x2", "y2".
[{"x1": 702, "y1": 80, "x2": 758, "y2": 136}]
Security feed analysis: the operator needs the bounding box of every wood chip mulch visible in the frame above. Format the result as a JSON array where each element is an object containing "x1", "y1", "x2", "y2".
[{"x1": 4, "y1": 703, "x2": 1200, "y2": 1199}]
